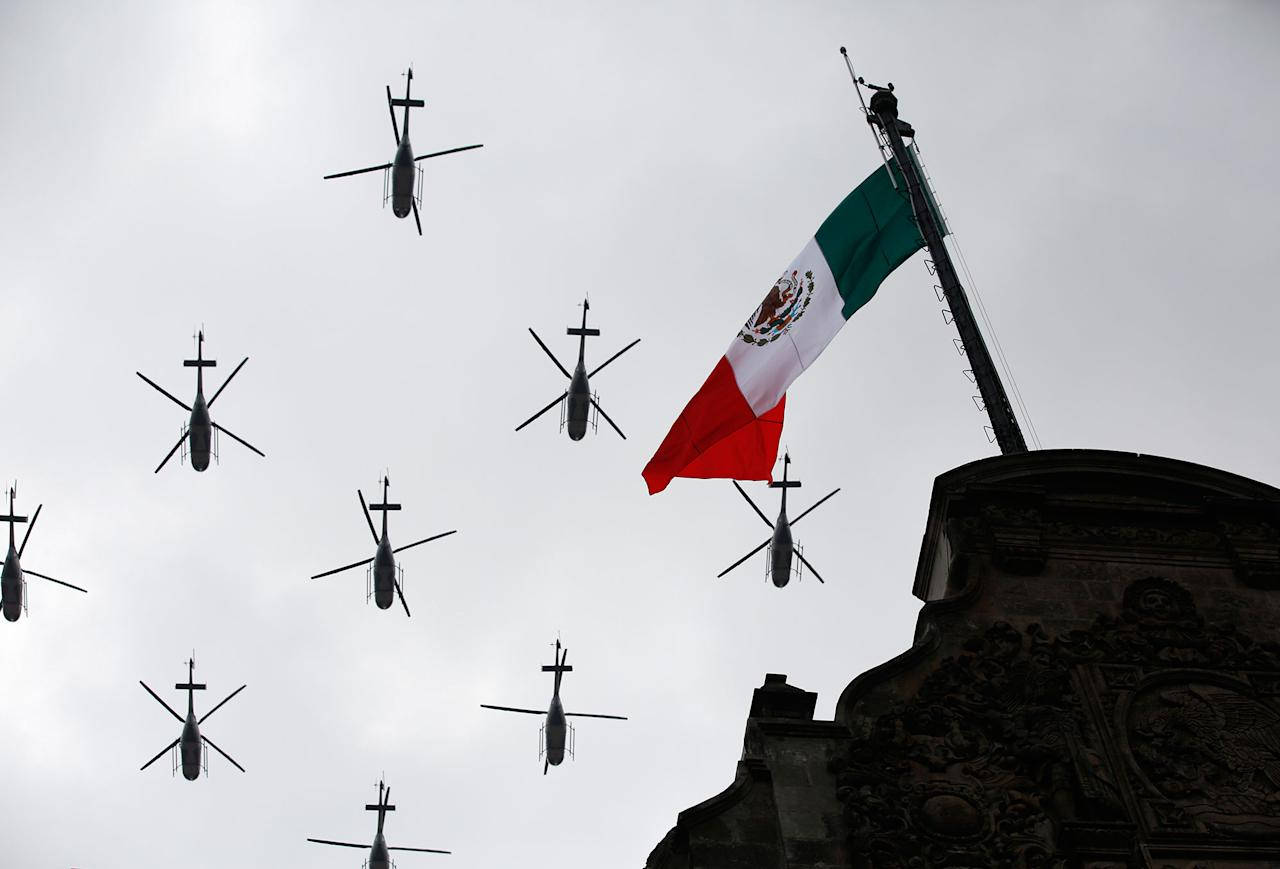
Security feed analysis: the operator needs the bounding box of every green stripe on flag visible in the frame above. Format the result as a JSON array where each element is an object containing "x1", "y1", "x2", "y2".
[{"x1": 814, "y1": 163, "x2": 925, "y2": 319}]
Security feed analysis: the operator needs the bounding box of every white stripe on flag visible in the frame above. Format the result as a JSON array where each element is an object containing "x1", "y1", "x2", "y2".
[{"x1": 725, "y1": 237, "x2": 844, "y2": 416}]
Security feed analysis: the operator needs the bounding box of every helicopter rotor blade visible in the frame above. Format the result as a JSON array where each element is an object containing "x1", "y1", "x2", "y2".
[
  {"x1": 411, "y1": 199, "x2": 422, "y2": 236},
  {"x1": 389, "y1": 846, "x2": 453, "y2": 854},
  {"x1": 587, "y1": 338, "x2": 641, "y2": 379},
  {"x1": 202, "y1": 734, "x2": 245, "y2": 772},
  {"x1": 414, "y1": 143, "x2": 483, "y2": 162},
  {"x1": 391, "y1": 530, "x2": 457, "y2": 555},
  {"x1": 307, "y1": 839, "x2": 371, "y2": 849},
  {"x1": 564, "y1": 712, "x2": 628, "y2": 720},
  {"x1": 515, "y1": 393, "x2": 566, "y2": 432},
  {"x1": 386, "y1": 84, "x2": 401, "y2": 143},
  {"x1": 24, "y1": 569, "x2": 87, "y2": 593},
  {"x1": 393, "y1": 576, "x2": 411, "y2": 618},
  {"x1": 154, "y1": 430, "x2": 187, "y2": 474},
  {"x1": 198, "y1": 684, "x2": 246, "y2": 725},
  {"x1": 528, "y1": 329, "x2": 572, "y2": 379},
  {"x1": 589, "y1": 398, "x2": 626, "y2": 439},
  {"x1": 323, "y1": 162, "x2": 392, "y2": 180},
  {"x1": 136, "y1": 372, "x2": 192, "y2": 412},
  {"x1": 793, "y1": 548, "x2": 826, "y2": 584},
  {"x1": 732, "y1": 480, "x2": 774, "y2": 529},
  {"x1": 310, "y1": 556, "x2": 375, "y2": 580},
  {"x1": 479, "y1": 704, "x2": 545, "y2": 715},
  {"x1": 17, "y1": 504, "x2": 40, "y2": 558},
  {"x1": 206, "y1": 357, "x2": 248, "y2": 408},
  {"x1": 139, "y1": 681, "x2": 184, "y2": 723},
  {"x1": 139, "y1": 738, "x2": 180, "y2": 771},
  {"x1": 358, "y1": 490, "x2": 379, "y2": 545},
  {"x1": 790, "y1": 488, "x2": 841, "y2": 527},
  {"x1": 211, "y1": 422, "x2": 265, "y2": 458},
  {"x1": 716, "y1": 538, "x2": 771, "y2": 579}
]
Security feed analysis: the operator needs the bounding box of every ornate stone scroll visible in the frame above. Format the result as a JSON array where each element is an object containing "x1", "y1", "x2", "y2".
[{"x1": 833, "y1": 577, "x2": 1280, "y2": 866}]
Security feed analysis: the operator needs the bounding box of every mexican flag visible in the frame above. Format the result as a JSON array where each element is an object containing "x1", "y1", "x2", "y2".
[{"x1": 643, "y1": 162, "x2": 927, "y2": 495}]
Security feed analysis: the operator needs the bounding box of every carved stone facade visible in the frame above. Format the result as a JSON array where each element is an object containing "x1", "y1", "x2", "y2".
[{"x1": 645, "y1": 450, "x2": 1280, "y2": 868}]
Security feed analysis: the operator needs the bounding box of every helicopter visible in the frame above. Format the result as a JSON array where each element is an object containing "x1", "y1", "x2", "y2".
[
  {"x1": 136, "y1": 330, "x2": 265, "y2": 474},
  {"x1": 481, "y1": 638, "x2": 627, "y2": 774},
  {"x1": 515, "y1": 299, "x2": 640, "y2": 441},
  {"x1": 310, "y1": 476, "x2": 457, "y2": 617},
  {"x1": 718, "y1": 453, "x2": 839, "y2": 587},
  {"x1": 307, "y1": 779, "x2": 450, "y2": 867},
  {"x1": 323, "y1": 67, "x2": 483, "y2": 236},
  {"x1": 1, "y1": 485, "x2": 87, "y2": 622},
  {"x1": 139, "y1": 657, "x2": 246, "y2": 781}
]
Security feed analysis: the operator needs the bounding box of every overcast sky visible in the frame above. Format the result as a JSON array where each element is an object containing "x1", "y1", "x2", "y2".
[{"x1": 2, "y1": 2, "x2": 1279, "y2": 867}]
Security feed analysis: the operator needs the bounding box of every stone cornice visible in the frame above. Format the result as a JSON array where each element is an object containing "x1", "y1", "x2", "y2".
[{"x1": 914, "y1": 450, "x2": 1280, "y2": 599}]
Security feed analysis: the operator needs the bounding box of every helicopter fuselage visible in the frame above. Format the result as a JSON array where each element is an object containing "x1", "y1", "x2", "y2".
[
  {"x1": 770, "y1": 507, "x2": 794, "y2": 588},
  {"x1": 179, "y1": 711, "x2": 203, "y2": 781},
  {"x1": 369, "y1": 832, "x2": 392, "y2": 869},
  {"x1": 544, "y1": 693, "x2": 568, "y2": 765},
  {"x1": 566, "y1": 361, "x2": 592, "y2": 441},
  {"x1": 188, "y1": 392, "x2": 213, "y2": 472},
  {"x1": 1, "y1": 545, "x2": 24, "y2": 622},
  {"x1": 391, "y1": 137, "x2": 415, "y2": 218},
  {"x1": 372, "y1": 537, "x2": 397, "y2": 609}
]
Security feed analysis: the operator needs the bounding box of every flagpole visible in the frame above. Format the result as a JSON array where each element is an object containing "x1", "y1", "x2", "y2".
[{"x1": 860, "y1": 79, "x2": 1028, "y2": 455}]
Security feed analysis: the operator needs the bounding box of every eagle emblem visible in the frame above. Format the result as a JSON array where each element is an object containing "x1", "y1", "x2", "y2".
[{"x1": 739, "y1": 270, "x2": 815, "y2": 346}]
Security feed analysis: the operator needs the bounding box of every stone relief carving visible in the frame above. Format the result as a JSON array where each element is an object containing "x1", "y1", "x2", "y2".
[
  {"x1": 1130, "y1": 682, "x2": 1280, "y2": 834},
  {"x1": 832, "y1": 577, "x2": 1280, "y2": 866}
]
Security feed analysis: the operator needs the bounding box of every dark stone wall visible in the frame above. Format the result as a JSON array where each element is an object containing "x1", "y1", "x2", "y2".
[{"x1": 645, "y1": 450, "x2": 1280, "y2": 869}]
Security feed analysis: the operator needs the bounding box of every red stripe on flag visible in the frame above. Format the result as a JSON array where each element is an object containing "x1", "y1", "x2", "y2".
[{"x1": 642, "y1": 356, "x2": 785, "y2": 495}]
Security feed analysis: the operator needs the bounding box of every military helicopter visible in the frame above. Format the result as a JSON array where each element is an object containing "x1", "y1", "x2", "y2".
[
  {"x1": 309, "y1": 476, "x2": 457, "y2": 617},
  {"x1": 481, "y1": 638, "x2": 627, "y2": 774},
  {"x1": 139, "y1": 657, "x2": 246, "y2": 780},
  {"x1": 718, "y1": 453, "x2": 839, "y2": 587},
  {"x1": 323, "y1": 67, "x2": 483, "y2": 236},
  {"x1": 307, "y1": 779, "x2": 450, "y2": 866},
  {"x1": 515, "y1": 299, "x2": 640, "y2": 441},
  {"x1": 1, "y1": 485, "x2": 87, "y2": 622},
  {"x1": 136, "y1": 330, "x2": 265, "y2": 474}
]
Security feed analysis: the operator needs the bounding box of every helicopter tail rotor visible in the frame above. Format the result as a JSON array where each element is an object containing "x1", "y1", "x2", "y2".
[{"x1": 541, "y1": 639, "x2": 573, "y2": 693}]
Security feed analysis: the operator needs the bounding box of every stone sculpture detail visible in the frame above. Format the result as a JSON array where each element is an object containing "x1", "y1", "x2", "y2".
[{"x1": 833, "y1": 577, "x2": 1280, "y2": 866}]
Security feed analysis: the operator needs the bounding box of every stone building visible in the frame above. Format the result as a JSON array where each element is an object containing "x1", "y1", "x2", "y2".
[{"x1": 645, "y1": 449, "x2": 1280, "y2": 868}]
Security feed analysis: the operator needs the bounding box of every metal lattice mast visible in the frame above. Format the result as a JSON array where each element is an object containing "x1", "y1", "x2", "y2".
[{"x1": 865, "y1": 85, "x2": 1027, "y2": 455}]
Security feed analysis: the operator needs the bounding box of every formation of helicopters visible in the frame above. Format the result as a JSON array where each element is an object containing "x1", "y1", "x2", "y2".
[{"x1": 6, "y1": 64, "x2": 847, "y2": 864}]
